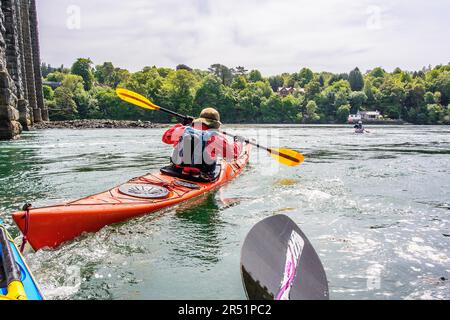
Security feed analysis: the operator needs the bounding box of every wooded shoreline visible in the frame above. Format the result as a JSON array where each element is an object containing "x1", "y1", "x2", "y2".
[
  {"x1": 32, "y1": 119, "x2": 168, "y2": 129},
  {"x1": 29, "y1": 119, "x2": 415, "y2": 130}
]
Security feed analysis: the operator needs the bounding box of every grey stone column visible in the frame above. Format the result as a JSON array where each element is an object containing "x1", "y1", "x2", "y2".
[
  {"x1": 0, "y1": 1, "x2": 22, "y2": 139},
  {"x1": 20, "y1": 0, "x2": 41, "y2": 123},
  {"x1": 15, "y1": 0, "x2": 32, "y2": 128},
  {"x1": 29, "y1": 0, "x2": 47, "y2": 121},
  {"x1": 3, "y1": 0, "x2": 31, "y2": 130}
]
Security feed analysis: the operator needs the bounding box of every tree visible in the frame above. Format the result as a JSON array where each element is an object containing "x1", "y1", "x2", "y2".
[
  {"x1": 369, "y1": 67, "x2": 386, "y2": 78},
  {"x1": 426, "y1": 104, "x2": 444, "y2": 124},
  {"x1": 94, "y1": 62, "x2": 129, "y2": 88},
  {"x1": 60, "y1": 74, "x2": 85, "y2": 93},
  {"x1": 349, "y1": 91, "x2": 368, "y2": 113},
  {"x1": 74, "y1": 90, "x2": 99, "y2": 119},
  {"x1": 46, "y1": 71, "x2": 65, "y2": 82},
  {"x1": 95, "y1": 62, "x2": 115, "y2": 84},
  {"x1": 281, "y1": 95, "x2": 301, "y2": 123},
  {"x1": 176, "y1": 64, "x2": 193, "y2": 72},
  {"x1": 231, "y1": 75, "x2": 248, "y2": 91},
  {"x1": 305, "y1": 100, "x2": 320, "y2": 122},
  {"x1": 296, "y1": 68, "x2": 314, "y2": 87},
  {"x1": 248, "y1": 70, "x2": 263, "y2": 83},
  {"x1": 260, "y1": 95, "x2": 282, "y2": 123},
  {"x1": 71, "y1": 58, "x2": 95, "y2": 91},
  {"x1": 379, "y1": 77, "x2": 405, "y2": 118},
  {"x1": 208, "y1": 64, "x2": 234, "y2": 86},
  {"x1": 304, "y1": 81, "x2": 321, "y2": 102},
  {"x1": 41, "y1": 62, "x2": 58, "y2": 78},
  {"x1": 424, "y1": 92, "x2": 435, "y2": 104},
  {"x1": 162, "y1": 70, "x2": 197, "y2": 117},
  {"x1": 194, "y1": 75, "x2": 228, "y2": 115},
  {"x1": 268, "y1": 75, "x2": 284, "y2": 92},
  {"x1": 52, "y1": 87, "x2": 78, "y2": 120},
  {"x1": 336, "y1": 104, "x2": 351, "y2": 123},
  {"x1": 432, "y1": 71, "x2": 450, "y2": 105},
  {"x1": 349, "y1": 67, "x2": 365, "y2": 91},
  {"x1": 44, "y1": 57, "x2": 450, "y2": 125},
  {"x1": 235, "y1": 66, "x2": 248, "y2": 76},
  {"x1": 364, "y1": 80, "x2": 376, "y2": 106},
  {"x1": 95, "y1": 87, "x2": 139, "y2": 120},
  {"x1": 42, "y1": 85, "x2": 54, "y2": 100}
]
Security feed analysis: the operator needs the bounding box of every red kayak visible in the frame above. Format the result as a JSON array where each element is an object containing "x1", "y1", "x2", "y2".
[{"x1": 13, "y1": 144, "x2": 251, "y2": 251}]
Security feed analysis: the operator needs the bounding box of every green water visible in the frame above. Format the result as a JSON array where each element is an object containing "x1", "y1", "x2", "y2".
[{"x1": 0, "y1": 125, "x2": 449, "y2": 300}]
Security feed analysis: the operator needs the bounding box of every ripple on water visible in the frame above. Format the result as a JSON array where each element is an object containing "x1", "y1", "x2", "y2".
[{"x1": 2, "y1": 125, "x2": 450, "y2": 300}]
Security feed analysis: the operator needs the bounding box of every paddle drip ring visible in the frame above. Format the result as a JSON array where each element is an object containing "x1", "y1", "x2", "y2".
[{"x1": 118, "y1": 183, "x2": 170, "y2": 199}]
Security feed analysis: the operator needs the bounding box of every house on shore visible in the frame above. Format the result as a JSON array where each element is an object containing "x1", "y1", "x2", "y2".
[
  {"x1": 277, "y1": 87, "x2": 305, "y2": 97},
  {"x1": 348, "y1": 111, "x2": 382, "y2": 123}
]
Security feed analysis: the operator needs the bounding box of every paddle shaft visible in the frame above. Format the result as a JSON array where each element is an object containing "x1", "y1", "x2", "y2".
[
  {"x1": 154, "y1": 105, "x2": 298, "y2": 162},
  {"x1": 221, "y1": 132, "x2": 300, "y2": 163},
  {"x1": 117, "y1": 88, "x2": 302, "y2": 165}
]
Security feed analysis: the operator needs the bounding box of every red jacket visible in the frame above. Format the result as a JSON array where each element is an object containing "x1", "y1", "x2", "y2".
[{"x1": 162, "y1": 123, "x2": 243, "y2": 161}]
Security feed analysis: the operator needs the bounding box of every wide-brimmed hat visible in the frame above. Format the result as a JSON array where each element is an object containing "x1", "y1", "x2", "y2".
[{"x1": 192, "y1": 107, "x2": 221, "y2": 129}]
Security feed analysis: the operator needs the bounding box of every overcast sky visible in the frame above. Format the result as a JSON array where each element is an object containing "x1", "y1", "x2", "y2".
[{"x1": 36, "y1": 0, "x2": 450, "y2": 75}]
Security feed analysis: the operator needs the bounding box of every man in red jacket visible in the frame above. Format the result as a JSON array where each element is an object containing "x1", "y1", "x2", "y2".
[{"x1": 162, "y1": 107, "x2": 244, "y2": 181}]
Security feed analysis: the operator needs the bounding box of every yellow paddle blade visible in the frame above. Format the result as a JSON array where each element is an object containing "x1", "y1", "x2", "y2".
[
  {"x1": 269, "y1": 148, "x2": 305, "y2": 167},
  {"x1": 116, "y1": 88, "x2": 160, "y2": 111}
]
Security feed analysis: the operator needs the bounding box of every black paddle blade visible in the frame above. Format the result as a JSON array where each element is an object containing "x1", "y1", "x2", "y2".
[{"x1": 241, "y1": 214, "x2": 329, "y2": 300}]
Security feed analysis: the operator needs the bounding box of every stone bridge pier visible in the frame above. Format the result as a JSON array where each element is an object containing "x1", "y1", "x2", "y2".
[{"x1": 0, "y1": 0, "x2": 47, "y2": 140}]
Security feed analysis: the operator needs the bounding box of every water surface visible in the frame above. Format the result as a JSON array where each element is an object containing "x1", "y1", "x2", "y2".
[{"x1": 0, "y1": 125, "x2": 449, "y2": 300}]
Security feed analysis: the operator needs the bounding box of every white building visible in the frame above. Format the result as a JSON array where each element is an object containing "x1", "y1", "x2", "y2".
[
  {"x1": 360, "y1": 111, "x2": 382, "y2": 120},
  {"x1": 348, "y1": 111, "x2": 382, "y2": 123}
]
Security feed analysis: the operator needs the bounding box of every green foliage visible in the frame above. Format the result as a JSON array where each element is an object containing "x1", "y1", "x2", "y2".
[
  {"x1": 248, "y1": 70, "x2": 263, "y2": 83},
  {"x1": 94, "y1": 62, "x2": 129, "y2": 88},
  {"x1": 369, "y1": 67, "x2": 386, "y2": 78},
  {"x1": 305, "y1": 100, "x2": 320, "y2": 123},
  {"x1": 349, "y1": 67, "x2": 364, "y2": 91},
  {"x1": 234, "y1": 66, "x2": 248, "y2": 76},
  {"x1": 208, "y1": 64, "x2": 234, "y2": 86},
  {"x1": 424, "y1": 92, "x2": 435, "y2": 104},
  {"x1": 43, "y1": 59, "x2": 450, "y2": 125},
  {"x1": 52, "y1": 86, "x2": 78, "y2": 120},
  {"x1": 231, "y1": 75, "x2": 248, "y2": 91},
  {"x1": 337, "y1": 104, "x2": 351, "y2": 123},
  {"x1": 71, "y1": 58, "x2": 95, "y2": 91},
  {"x1": 194, "y1": 75, "x2": 235, "y2": 121},
  {"x1": 296, "y1": 68, "x2": 314, "y2": 87},
  {"x1": 46, "y1": 71, "x2": 66, "y2": 82},
  {"x1": 349, "y1": 91, "x2": 368, "y2": 113},
  {"x1": 260, "y1": 95, "x2": 282, "y2": 123},
  {"x1": 305, "y1": 81, "x2": 321, "y2": 102},
  {"x1": 426, "y1": 104, "x2": 443, "y2": 124},
  {"x1": 42, "y1": 85, "x2": 54, "y2": 100}
]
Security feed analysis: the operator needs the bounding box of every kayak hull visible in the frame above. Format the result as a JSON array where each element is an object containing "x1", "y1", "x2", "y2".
[
  {"x1": 13, "y1": 144, "x2": 251, "y2": 251},
  {"x1": 0, "y1": 224, "x2": 43, "y2": 300}
]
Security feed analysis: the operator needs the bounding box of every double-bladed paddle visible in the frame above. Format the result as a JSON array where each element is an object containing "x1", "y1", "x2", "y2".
[
  {"x1": 241, "y1": 214, "x2": 329, "y2": 300},
  {"x1": 116, "y1": 88, "x2": 304, "y2": 167}
]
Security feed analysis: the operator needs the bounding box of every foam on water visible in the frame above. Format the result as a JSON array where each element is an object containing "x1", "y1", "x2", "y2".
[{"x1": 1, "y1": 125, "x2": 449, "y2": 299}]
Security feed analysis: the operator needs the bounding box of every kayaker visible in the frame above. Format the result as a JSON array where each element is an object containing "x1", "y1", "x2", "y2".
[
  {"x1": 162, "y1": 107, "x2": 244, "y2": 181},
  {"x1": 354, "y1": 120, "x2": 364, "y2": 130}
]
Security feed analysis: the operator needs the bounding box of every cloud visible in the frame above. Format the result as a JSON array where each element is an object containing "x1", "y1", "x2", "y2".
[{"x1": 37, "y1": 0, "x2": 450, "y2": 75}]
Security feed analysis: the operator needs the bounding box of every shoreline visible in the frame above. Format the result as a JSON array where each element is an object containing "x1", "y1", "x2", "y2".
[
  {"x1": 32, "y1": 120, "x2": 169, "y2": 130},
  {"x1": 29, "y1": 119, "x2": 419, "y2": 130}
]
